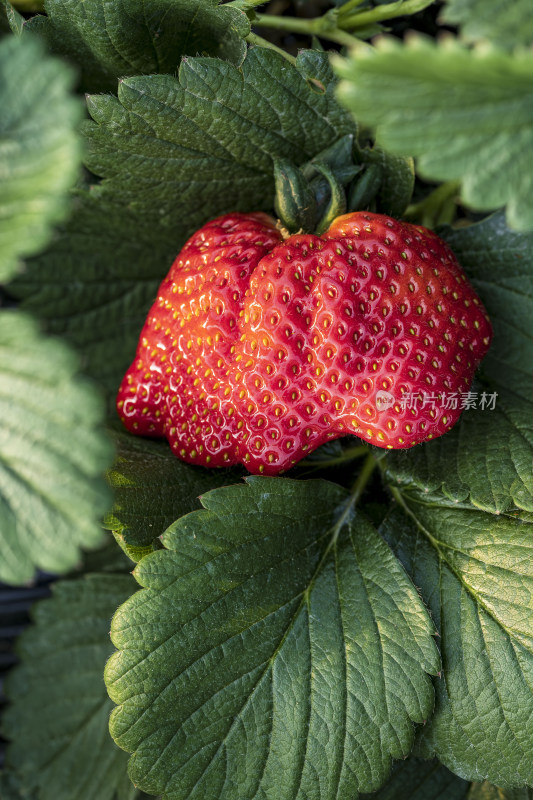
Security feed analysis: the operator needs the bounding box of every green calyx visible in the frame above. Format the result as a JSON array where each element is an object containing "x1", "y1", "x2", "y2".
[
  {"x1": 273, "y1": 134, "x2": 370, "y2": 235},
  {"x1": 272, "y1": 135, "x2": 414, "y2": 235},
  {"x1": 273, "y1": 159, "x2": 316, "y2": 234}
]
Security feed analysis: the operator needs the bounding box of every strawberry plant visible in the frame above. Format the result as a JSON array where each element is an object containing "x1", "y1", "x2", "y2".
[{"x1": 1, "y1": 1, "x2": 532, "y2": 799}]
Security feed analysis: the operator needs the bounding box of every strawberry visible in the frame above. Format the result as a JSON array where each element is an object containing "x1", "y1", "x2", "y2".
[{"x1": 117, "y1": 211, "x2": 492, "y2": 474}]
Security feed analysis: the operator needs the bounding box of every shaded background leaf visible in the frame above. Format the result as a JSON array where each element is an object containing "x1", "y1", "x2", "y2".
[
  {"x1": 364, "y1": 145, "x2": 415, "y2": 218},
  {"x1": 0, "y1": 33, "x2": 81, "y2": 282},
  {"x1": 1, "y1": 574, "x2": 137, "y2": 800},
  {"x1": 334, "y1": 37, "x2": 533, "y2": 231},
  {"x1": 443, "y1": 212, "x2": 533, "y2": 403},
  {"x1": 8, "y1": 194, "x2": 178, "y2": 398},
  {"x1": 361, "y1": 756, "x2": 470, "y2": 799},
  {"x1": 0, "y1": 31, "x2": 113, "y2": 585},
  {"x1": 0, "y1": 313, "x2": 113, "y2": 584},
  {"x1": 26, "y1": 0, "x2": 250, "y2": 93},
  {"x1": 441, "y1": 0, "x2": 533, "y2": 50}
]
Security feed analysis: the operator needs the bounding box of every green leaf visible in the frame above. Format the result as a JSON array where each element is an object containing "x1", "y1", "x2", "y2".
[
  {"x1": 360, "y1": 757, "x2": 470, "y2": 799},
  {"x1": 385, "y1": 393, "x2": 533, "y2": 514},
  {"x1": 443, "y1": 212, "x2": 533, "y2": 402},
  {"x1": 83, "y1": 49, "x2": 353, "y2": 223},
  {"x1": 379, "y1": 213, "x2": 533, "y2": 785},
  {"x1": 441, "y1": 0, "x2": 533, "y2": 49},
  {"x1": 1, "y1": 574, "x2": 137, "y2": 800},
  {"x1": 104, "y1": 426, "x2": 243, "y2": 550},
  {"x1": 0, "y1": 312, "x2": 113, "y2": 584},
  {"x1": 0, "y1": 2, "x2": 24, "y2": 35},
  {"x1": 381, "y1": 501, "x2": 533, "y2": 787},
  {"x1": 334, "y1": 36, "x2": 533, "y2": 232},
  {"x1": 386, "y1": 213, "x2": 533, "y2": 514},
  {"x1": 106, "y1": 477, "x2": 439, "y2": 799},
  {"x1": 0, "y1": 33, "x2": 81, "y2": 282},
  {"x1": 10, "y1": 49, "x2": 355, "y2": 394},
  {"x1": 26, "y1": 0, "x2": 250, "y2": 93}
]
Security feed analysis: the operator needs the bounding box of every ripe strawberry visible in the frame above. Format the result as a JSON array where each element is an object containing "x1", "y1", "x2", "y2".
[{"x1": 117, "y1": 211, "x2": 492, "y2": 474}]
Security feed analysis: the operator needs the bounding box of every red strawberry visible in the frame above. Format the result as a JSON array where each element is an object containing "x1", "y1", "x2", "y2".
[{"x1": 117, "y1": 211, "x2": 492, "y2": 474}]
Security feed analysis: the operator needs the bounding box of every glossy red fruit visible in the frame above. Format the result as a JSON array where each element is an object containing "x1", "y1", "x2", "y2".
[{"x1": 117, "y1": 211, "x2": 492, "y2": 474}]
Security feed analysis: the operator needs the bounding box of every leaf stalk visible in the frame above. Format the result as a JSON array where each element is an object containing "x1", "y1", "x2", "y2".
[
  {"x1": 252, "y1": 13, "x2": 361, "y2": 48},
  {"x1": 245, "y1": 33, "x2": 297, "y2": 65},
  {"x1": 340, "y1": 0, "x2": 435, "y2": 29},
  {"x1": 252, "y1": 0, "x2": 435, "y2": 45},
  {"x1": 404, "y1": 180, "x2": 461, "y2": 228},
  {"x1": 298, "y1": 444, "x2": 370, "y2": 470},
  {"x1": 349, "y1": 452, "x2": 378, "y2": 507}
]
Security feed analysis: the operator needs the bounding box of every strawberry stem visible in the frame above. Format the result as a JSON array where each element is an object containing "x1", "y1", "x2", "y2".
[
  {"x1": 245, "y1": 33, "x2": 298, "y2": 65},
  {"x1": 251, "y1": 0, "x2": 434, "y2": 45},
  {"x1": 303, "y1": 453, "x2": 378, "y2": 569},
  {"x1": 349, "y1": 452, "x2": 378, "y2": 506},
  {"x1": 339, "y1": 0, "x2": 435, "y2": 30},
  {"x1": 252, "y1": 13, "x2": 361, "y2": 48},
  {"x1": 336, "y1": 0, "x2": 367, "y2": 16},
  {"x1": 298, "y1": 443, "x2": 370, "y2": 470},
  {"x1": 404, "y1": 180, "x2": 461, "y2": 229},
  {"x1": 226, "y1": 0, "x2": 268, "y2": 8}
]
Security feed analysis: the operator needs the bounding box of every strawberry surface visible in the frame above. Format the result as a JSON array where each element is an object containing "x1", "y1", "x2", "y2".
[{"x1": 117, "y1": 211, "x2": 492, "y2": 474}]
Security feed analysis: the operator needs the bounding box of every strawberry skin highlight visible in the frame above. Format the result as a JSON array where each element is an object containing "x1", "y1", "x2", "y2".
[{"x1": 117, "y1": 211, "x2": 492, "y2": 474}]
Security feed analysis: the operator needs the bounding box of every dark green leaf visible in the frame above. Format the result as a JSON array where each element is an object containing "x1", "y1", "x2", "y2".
[
  {"x1": 0, "y1": 771, "x2": 38, "y2": 800},
  {"x1": 334, "y1": 37, "x2": 533, "y2": 232},
  {"x1": 385, "y1": 391, "x2": 533, "y2": 514},
  {"x1": 1, "y1": 574, "x2": 136, "y2": 800},
  {"x1": 0, "y1": 312, "x2": 113, "y2": 584},
  {"x1": 0, "y1": 33, "x2": 80, "y2": 282},
  {"x1": 360, "y1": 757, "x2": 470, "y2": 799},
  {"x1": 386, "y1": 213, "x2": 533, "y2": 514},
  {"x1": 106, "y1": 477, "x2": 439, "y2": 799},
  {"x1": 104, "y1": 426, "x2": 243, "y2": 550},
  {"x1": 366, "y1": 145, "x2": 415, "y2": 217},
  {"x1": 381, "y1": 502, "x2": 533, "y2": 787},
  {"x1": 441, "y1": 0, "x2": 533, "y2": 49},
  {"x1": 443, "y1": 212, "x2": 533, "y2": 402},
  {"x1": 83, "y1": 49, "x2": 353, "y2": 223},
  {"x1": 10, "y1": 49, "x2": 355, "y2": 394},
  {"x1": 27, "y1": 0, "x2": 250, "y2": 93},
  {"x1": 0, "y1": 2, "x2": 24, "y2": 35}
]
